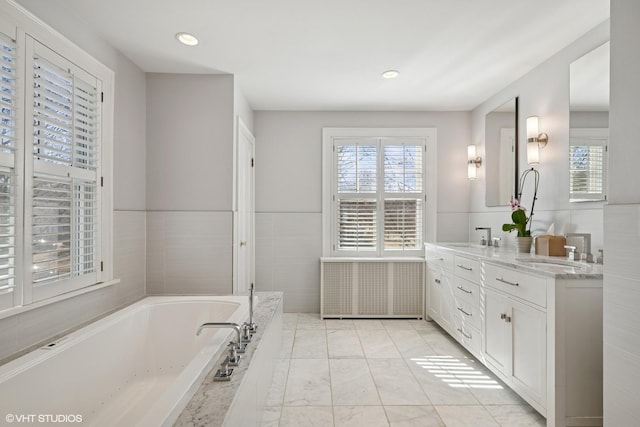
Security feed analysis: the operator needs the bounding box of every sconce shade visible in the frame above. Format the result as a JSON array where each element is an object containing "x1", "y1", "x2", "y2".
[
  {"x1": 527, "y1": 116, "x2": 539, "y2": 141},
  {"x1": 467, "y1": 144, "x2": 481, "y2": 180},
  {"x1": 526, "y1": 115, "x2": 547, "y2": 164},
  {"x1": 527, "y1": 140, "x2": 540, "y2": 165}
]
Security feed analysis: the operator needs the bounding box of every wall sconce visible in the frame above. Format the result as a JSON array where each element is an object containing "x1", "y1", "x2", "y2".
[
  {"x1": 526, "y1": 116, "x2": 548, "y2": 165},
  {"x1": 467, "y1": 145, "x2": 482, "y2": 180}
]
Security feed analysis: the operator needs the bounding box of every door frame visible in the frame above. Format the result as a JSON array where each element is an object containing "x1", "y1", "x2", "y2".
[{"x1": 232, "y1": 116, "x2": 255, "y2": 295}]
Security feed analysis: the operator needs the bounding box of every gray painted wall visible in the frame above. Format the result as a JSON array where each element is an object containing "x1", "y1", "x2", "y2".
[
  {"x1": 253, "y1": 111, "x2": 471, "y2": 311},
  {"x1": 146, "y1": 73, "x2": 235, "y2": 211},
  {"x1": 467, "y1": 20, "x2": 610, "y2": 250}
]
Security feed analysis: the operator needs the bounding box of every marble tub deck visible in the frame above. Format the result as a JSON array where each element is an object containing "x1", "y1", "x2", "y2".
[
  {"x1": 175, "y1": 292, "x2": 283, "y2": 426},
  {"x1": 262, "y1": 314, "x2": 546, "y2": 427}
]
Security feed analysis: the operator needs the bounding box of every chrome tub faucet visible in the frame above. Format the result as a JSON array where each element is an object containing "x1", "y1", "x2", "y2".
[{"x1": 196, "y1": 322, "x2": 247, "y2": 353}]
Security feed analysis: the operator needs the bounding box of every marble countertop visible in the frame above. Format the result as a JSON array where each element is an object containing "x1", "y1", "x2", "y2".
[
  {"x1": 427, "y1": 242, "x2": 603, "y2": 279},
  {"x1": 174, "y1": 291, "x2": 283, "y2": 427}
]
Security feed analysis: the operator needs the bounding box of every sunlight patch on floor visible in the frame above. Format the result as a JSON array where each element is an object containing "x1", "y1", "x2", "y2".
[{"x1": 411, "y1": 355, "x2": 503, "y2": 389}]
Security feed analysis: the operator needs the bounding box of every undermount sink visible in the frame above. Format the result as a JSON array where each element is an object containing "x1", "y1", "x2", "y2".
[
  {"x1": 443, "y1": 242, "x2": 487, "y2": 248},
  {"x1": 515, "y1": 257, "x2": 589, "y2": 270}
]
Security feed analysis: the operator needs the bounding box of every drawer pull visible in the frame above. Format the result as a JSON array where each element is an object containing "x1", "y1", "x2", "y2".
[
  {"x1": 496, "y1": 277, "x2": 519, "y2": 287},
  {"x1": 436, "y1": 257, "x2": 444, "y2": 261},
  {"x1": 457, "y1": 306, "x2": 472, "y2": 316},
  {"x1": 457, "y1": 328, "x2": 472, "y2": 339},
  {"x1": 457, "y1": 264, "x2": 473, "y2": 271},
  {"x1": 457, "y1": 286, "x2": 472, "y2": 294}
]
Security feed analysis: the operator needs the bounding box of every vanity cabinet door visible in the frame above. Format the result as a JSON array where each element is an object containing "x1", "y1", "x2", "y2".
[
  {"x1": 439, "y1": 272, "x2": 455, "y2": 333},
  {"x1": 511, "y1": 299, "x2": 546, "y2": 406},
  {"x1": 426, "y1": 267, "x2": 442, "y2": 321},
  {"x1": 427, "y1": 266, "x2": 455, "y2": 334},
  {"x1": 484, "y1": 288, "x2": 510, "y2": 375}
]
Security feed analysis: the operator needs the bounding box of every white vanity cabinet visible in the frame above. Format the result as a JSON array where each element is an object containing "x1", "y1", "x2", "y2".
[
  {"x1": 425, "y1": 248, "x2": 455, "y2": 335},
  {"x1": 482, "y1": 260, "x2": 603, "y2": 427},
  {"x1": 425, "y1": 244, "x2": 603, "y2": 427},
  {"x1": 483, "y1": 272, "x2": 547, "y2": 409}
]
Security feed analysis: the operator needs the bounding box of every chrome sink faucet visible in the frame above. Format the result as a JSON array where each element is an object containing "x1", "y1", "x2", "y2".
[{"x1": 475, "y1": 227, "x2": 492, "y2": 246}]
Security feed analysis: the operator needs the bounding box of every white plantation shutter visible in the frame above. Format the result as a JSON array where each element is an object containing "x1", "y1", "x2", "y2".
[
  {"x1": 383, "y1": 143, "x2": 423, "y2": 251},
  {"x1": 337, "y1": 199, "x2": 377, "y2": 251},
  {"x1": 0, "y1": 31, "x2": 17, "y2": 309},
  {"x1": 335, "y1": 142, "x2": 378, "y2": 252},
  {"x1": 569, "y1": 129, "x2": 607, "y2": 202},
  {"x1": 29, "y1": 41, "x2": 101, "y2": 301},
  {"x1": 332, "y1": 138, "x2": 426, "y2": 255},
  {"x1": 384, "y1": 199, "x2": 422, "y2": 250}
]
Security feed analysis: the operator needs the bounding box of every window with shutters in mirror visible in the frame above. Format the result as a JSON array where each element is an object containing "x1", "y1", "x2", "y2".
[
  {"x1": 569, "y1": 128, "x2": 608, "y2": 202},
  {"x1": 324, "y1": 129, "x2": 436, "y2": 257}
]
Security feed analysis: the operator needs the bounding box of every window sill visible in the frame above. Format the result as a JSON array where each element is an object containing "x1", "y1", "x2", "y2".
[
  {"x1": 320, "y1": 256, "x2": 425, "y2": 262},
  {"x1": 0, "y1": 279, "x2": 120, "y2": 321}
]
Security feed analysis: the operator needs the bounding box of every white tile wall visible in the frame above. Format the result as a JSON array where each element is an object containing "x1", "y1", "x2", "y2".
[
  {"x1": 467, "y1": 208, "x2": 604, "y2": 250},
  {"x1": 146, "y1": 211, "x2": 233, "y2": 295},
  {"x1": 603, "y1": 203, "x2": 640, "y2": 426},
  {"x1": 255, "y1": 212, "x2": 322, "y2": 312},
  {"x1": 436, "y1": 213, "x2": 470, "y2": 242},
  {"x1": 113, "y1": 211, "x2": 146, "y2": 305}
]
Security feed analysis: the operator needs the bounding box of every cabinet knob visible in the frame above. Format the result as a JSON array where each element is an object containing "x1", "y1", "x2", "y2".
[
  {"x1": 435, "y1": 278, "x2": 441, "y2": 284},
  {"x1": 505, "y1": 315, "x2": 512, "y2": 323},
  {"x1": 500, "y1": 313, "x2": 506, "y2": 320}
]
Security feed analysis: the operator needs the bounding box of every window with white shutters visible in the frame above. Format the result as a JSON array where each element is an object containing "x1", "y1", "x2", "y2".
[
  {"x1": 0, "y1": 7, "x2": 113, "y2": 313},
  {"x1": 0, "y1": 31, "x2": 17, "y2": 310},
  {"x1": 28, "y1": 41, "x2": 102, "y2": 302},
  {"x1": 328, "y1": 134, "x2": 431, "y2": 257},
  {"x1": 569, "y1": 128, "x2": 607, "y2": 202}
]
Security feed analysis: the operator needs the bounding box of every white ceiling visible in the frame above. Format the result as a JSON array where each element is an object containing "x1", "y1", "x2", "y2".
[{"x1": 18, "y1": 0, "x2": 609, "y2": 111}]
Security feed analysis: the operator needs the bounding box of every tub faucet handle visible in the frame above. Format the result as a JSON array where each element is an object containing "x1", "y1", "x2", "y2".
[
  {"x1": 241, "y1": 323, "x2": 253, "y2": 342},
  {"x1": 227, "y1": 341, "x2": 240, "y2": 366},
  {"x1": 214, "y1": 357, "x2": 234, "y2": 381}
]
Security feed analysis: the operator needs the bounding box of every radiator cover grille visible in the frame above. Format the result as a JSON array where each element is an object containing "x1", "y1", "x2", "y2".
[{"x1": 321, "y1": 258, "x2": 424, "y2": 319}]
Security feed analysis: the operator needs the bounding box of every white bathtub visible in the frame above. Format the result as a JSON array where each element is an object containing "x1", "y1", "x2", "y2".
[{"x1": 0, "y1": 296, "x2": 251, "y2": 426}]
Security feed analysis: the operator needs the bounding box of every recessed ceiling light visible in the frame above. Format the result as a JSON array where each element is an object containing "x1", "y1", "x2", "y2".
[
  {"x1": 381, "y1": 70, "x2": 400, "y2": 79},
  {"x1": 176, "y1": 32, "x2": 199, "y2": 46}
]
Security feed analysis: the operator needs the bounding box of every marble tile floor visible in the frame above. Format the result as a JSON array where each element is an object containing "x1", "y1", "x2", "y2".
[{"x1": 262, "y1": 313, "x2": 546, "y2": 427}]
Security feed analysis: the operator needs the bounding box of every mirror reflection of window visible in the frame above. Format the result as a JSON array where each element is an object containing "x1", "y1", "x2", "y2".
[
  {"x1": 569, "y1": 128, "x2": 608, "y2": 202},
  {"x1": 569, "y1": 41, "x2": 609, "y2": 202}
]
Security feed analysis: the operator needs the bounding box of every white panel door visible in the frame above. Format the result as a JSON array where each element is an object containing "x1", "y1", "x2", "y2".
[{"x1": 236, "y1": 119, "x2": 255, "y2": 294}]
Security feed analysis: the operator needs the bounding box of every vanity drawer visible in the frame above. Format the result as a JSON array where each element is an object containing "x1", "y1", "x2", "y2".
[
  {"x1": 426, "y1": 248, "x2": 454, "y2": 271},
  {"x1": 485, "y1": 263, "x2": 547, "y2": 308},
  {"x1": 453, "y1": 298, "x2": 481, "y2": 330},
  {"x1": 454, "y1": 321, "x2": 481, "y2": 355},
  {"x1": 454, "y1": 255, "x2": 481, "y2": 283},
  {"x1": 453, "y1": 277, "x2": 480, "y2": 307}
]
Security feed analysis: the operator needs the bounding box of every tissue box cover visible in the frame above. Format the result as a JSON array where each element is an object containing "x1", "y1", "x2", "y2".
[{"x1": 535, "y1": 235, "x2": 566, "y2": 256}]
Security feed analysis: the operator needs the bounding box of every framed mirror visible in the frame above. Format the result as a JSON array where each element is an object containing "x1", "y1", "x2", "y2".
[
  {"x1": 485, "y1": 97, "x2": 518, "y2": 207},
  {"x1": 569, "y1": 42, "x2": 609, "y2": 202}
]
